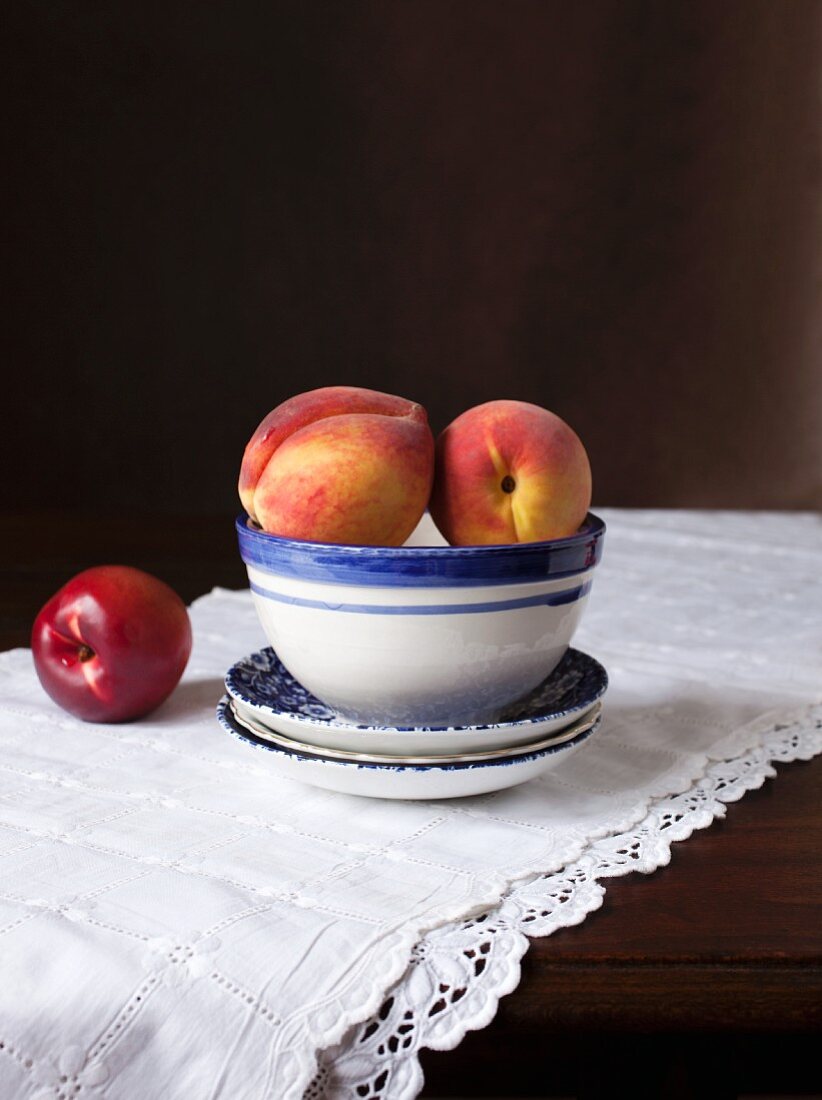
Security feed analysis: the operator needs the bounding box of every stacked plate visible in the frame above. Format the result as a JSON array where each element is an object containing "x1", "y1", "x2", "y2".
[{"x1": 217, "y1": 646, "x2": 607, "y2": 800}]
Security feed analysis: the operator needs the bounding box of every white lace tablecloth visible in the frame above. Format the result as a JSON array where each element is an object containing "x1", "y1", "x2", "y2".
[{"x1": 0, "y1": 510, "x2": 820, "y2": 1100}]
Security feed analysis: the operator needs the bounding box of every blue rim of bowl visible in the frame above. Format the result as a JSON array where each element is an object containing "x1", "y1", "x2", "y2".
[
  {"x1": 224, "y1": 645, "x2": 609, "y2": 734},
  {"x1": 216, "y1": 696, "x2": 602, "y2": 772},
  {"x1": 236, "y1": 512, "x2": 605, "y2": 588}
]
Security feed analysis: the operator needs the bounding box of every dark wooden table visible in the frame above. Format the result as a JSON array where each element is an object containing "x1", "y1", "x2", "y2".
[{"x1": 3, "y1": 514, "x2": 820, "y2": 1099}]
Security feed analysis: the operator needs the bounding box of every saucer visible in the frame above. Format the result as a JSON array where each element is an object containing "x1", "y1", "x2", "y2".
[
  {"x1": 230, "y1": 698, "x2": 602, "y2": 764},
  {"x1": 216, "y1": 696, "x2": 603, "y2": 800},
  {"x1": 225, "y1": 646, "x2": 608, "y2": 756}
]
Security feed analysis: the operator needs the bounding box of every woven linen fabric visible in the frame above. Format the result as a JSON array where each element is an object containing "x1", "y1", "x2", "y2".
[{"x1": 0, "y1": 510, "x2": 819, "y2": 1100}]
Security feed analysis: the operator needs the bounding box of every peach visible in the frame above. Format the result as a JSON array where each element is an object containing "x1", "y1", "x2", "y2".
[
  {"x1": 239, "y1": 386, "x2": 435, "y2": 546},
  {"x1": 429, "y1": 400, "x2": 592, "y2": 545}
]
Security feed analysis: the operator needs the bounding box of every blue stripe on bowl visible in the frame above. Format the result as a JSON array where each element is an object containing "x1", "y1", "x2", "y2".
[
  {"x1": 247, "y1": 578, "x2": 591, "y2": 615},
  {"x1": 216, "y1": 696, "x2": 602, "y2": 772},
  {"x1": 236, "y1": 512, "x2": 605, "y2": 589}
]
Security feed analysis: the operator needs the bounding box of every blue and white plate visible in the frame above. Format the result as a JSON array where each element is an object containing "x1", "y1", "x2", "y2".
[
  {"x1": 217, "y1": 696, "x2": 603, "y2": 800},
  {"x1": 225, "y1": 646, "x2": 607, "y2": 756}
]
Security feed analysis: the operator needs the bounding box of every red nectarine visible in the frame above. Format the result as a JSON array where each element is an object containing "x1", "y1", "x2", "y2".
[{"x1": 32, "y1": 566, "x2": 192, "y2": 722}]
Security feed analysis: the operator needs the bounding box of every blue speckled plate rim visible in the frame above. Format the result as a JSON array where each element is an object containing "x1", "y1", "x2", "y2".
[
  {"x1": 216, "y1": 695, "x2": 602, "y2": 773},
  {"x1": 224, "y1": 646, "x2": 608, "y2": 735}
]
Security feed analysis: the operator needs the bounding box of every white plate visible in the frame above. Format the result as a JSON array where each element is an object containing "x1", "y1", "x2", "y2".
[
  {"x1": 216, "y1": 696, "x2": 603, "y2": 800},
  {"x1": 225, "y1": 646, "x2": 608, "y2": 756},
  {"x1": 231, "y1": 698, "x2": 602, "y2": 764}
]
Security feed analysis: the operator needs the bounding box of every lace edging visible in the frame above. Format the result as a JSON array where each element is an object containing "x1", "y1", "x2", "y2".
[{"x1": 309, "y1": 702, "x2": 822, "y2": 1100}]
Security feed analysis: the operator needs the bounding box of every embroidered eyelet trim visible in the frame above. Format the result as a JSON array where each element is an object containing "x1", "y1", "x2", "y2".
[{"x1": 306, "y1": 706, "x2": 822, "y2": 1099}]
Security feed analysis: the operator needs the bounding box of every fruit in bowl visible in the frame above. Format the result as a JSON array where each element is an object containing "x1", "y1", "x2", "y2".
[
  {"x1": 236, "y1": 388, "x2": 602, "y2": 726},
  {"x1": 239, "y1": 386, "x2": 435, "y2": 546},
  {"x1": 32, "y1": 566, "x2": 192, "y2": 723},
  {"x1": 430, "y1": 399, "x2": 592, "y2": 546}
]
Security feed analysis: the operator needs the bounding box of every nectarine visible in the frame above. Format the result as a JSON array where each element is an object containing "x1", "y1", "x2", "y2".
[{"x1": 32, "y1": 566, "x2": 192, "y2": 722}]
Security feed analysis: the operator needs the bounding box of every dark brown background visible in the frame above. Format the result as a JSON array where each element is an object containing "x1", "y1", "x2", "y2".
[
  {"x1": 5, "y1": 0, "x2": 821, "y2": 517},
  {"x1": 2, "y1": 9, "x2": 821, "y2": 1095}
]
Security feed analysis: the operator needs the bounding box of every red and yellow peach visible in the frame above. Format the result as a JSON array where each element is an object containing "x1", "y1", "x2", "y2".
[
  {"x1": 430, "y1": 400, "x2": 592, "y2": 545},
  {"x1": 239, "y1": 386, "x2": 435, "y2": 546}
]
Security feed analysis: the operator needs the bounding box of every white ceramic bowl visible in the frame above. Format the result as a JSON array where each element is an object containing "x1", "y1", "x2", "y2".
[{"x1": 236, "y1": 511, "x2": 605, "y2": 727}]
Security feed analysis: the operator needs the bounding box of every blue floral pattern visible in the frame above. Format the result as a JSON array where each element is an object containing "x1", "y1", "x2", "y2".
[{"x1": 225, "y1": 647, "x2": 607, "y2": 734}]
